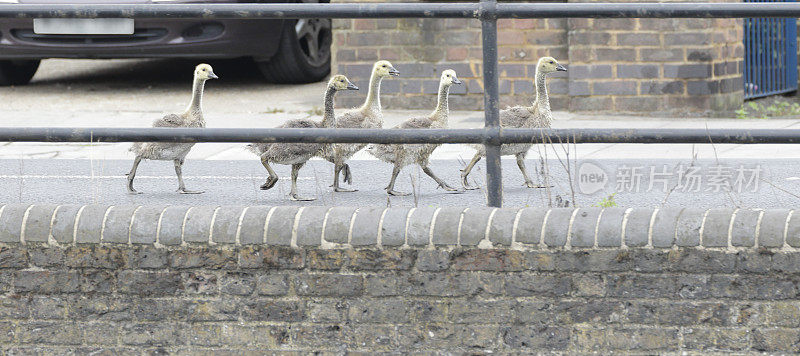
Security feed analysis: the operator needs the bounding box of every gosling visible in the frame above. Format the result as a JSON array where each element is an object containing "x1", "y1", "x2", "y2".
[
  {"x1": 367, "y1": 69, "x2": 462, "y2": 196},
  {"x1": 248, "y1": 75, "x2": 358, "y2": 201},
  {"x1": 461, "y1": 56, "x2": 566, "y2": 189},
  {"x1": 127, "y1": 63, "x2": 218, "y2": 194},
  {"x1": 318, "y1": 60, "x2": 399, "y2": 192}
]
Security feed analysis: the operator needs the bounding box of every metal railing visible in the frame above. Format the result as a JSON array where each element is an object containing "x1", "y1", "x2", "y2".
[{"x1": 2, "y1": 2, "x2": 800, "y2": 207}]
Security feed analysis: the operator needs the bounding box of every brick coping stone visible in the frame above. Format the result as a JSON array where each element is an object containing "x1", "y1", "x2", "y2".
[{"x1": 0, "y1": 204, "x2": 795, "y2": 250}]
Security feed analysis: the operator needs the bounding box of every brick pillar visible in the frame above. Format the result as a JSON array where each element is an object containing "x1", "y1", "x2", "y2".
[
  {"x1": 331, "y1": 0, "x2": 568, "y2": 111},
  {"x1": 567, "y1": 1, "x2": 744, "y2": 116}
]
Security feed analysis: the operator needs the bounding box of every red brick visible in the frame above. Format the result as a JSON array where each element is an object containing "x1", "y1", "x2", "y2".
[
  {"x1": 679, "y1": 18, "x2": 714, "y2": 30},
  {"x1": 450, "y1": 249, "x2": 525, "y2": 272},
  {"x1": 570, "y1": 32, "x2": 611, "y2": 46},
  {"x1": 334, "y1": 33, "x2": 346, "y2": 46},
  {"x1": 379, "y1": 48, "x2": 403, "y2": 61},
  {"x1": 355, "y1": 48, "x2": 378, "y2": 62},
  {"x1": 547, "y1": 19, "x2": 567, "y2": 30},
  {"x1": 639, "y1": 48, "x2": 684, "y2": 62},
  {"x1": 375, "y1": 19, "x2": 396, "y2": 30},
  {"x1": 615, "y1": 96, "x2": 663, "y2": 112},
  {"x1": 525, "y1": 31, "x2": 566, "y2": 46},
  {"x1": 332, "y1": 19, "x2": 351, "y2": 30},
  {"x1": 513, "y1": 19, "x2": 543, "y2": 30},
  {"x1": 498, "y1": 31, "x2": 525, "y2": 46},
  {"x1": 498, "y1": 19, "x2": 514, "y2": 29},
  {"x1": 595, "y1": 48, "x2": 637, "y2": 62},
  {"x1": 570, "y1": 97, "x2": 613, "y2": 112},
  {"x1": 497, "y1": 47, "x2": 531, "y2": 61},
  {"x1": 638, "y1": 18, "x2": 676, "y2": 31},
  {"x1": 593, "y1": 18, "x2": 636, "y2": 30},
  {"x1": 444, "y1": 18, "x2": 471, "y2": 30},
  {"x1": 335, "y1": 49, "x2": 356, "y2": 62},
  {"x1": 446, "y1": 47, "x2": 468, "y2": 61},
  {"x1": 568, "y1": 18, "x2": 592, "y2": 30},
  {"x1": 353, "y1": 19, "x2": 376, "y2": 30},
  {"x1": 569, "y1": 48, "x2": 594, "y2": 62}
]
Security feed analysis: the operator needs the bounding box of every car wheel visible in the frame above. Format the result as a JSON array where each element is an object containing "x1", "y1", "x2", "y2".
[
  {"x1": 257, "y1": 6, "x2": 331, "y2": 84},
  {"x1": 0, "y1": 60, "x2": 40, "y2": 86}
]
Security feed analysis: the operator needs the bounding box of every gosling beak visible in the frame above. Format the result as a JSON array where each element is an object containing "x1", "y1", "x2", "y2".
[
  {"x1": 556, "y1": 63, "x2": 567, "y2": 72},
  {"x1": 208, "y1": 71, "x2": 219, "y2": 79},
  {"x1": 452, "y1": 77, "x2": 462, "y2": 85},
  {"x1": 347, "y1": 82, "x2": 359, "y2": 90},
  {"x1": 389, "y1": 67, "x2": 400, "y2": 76}
]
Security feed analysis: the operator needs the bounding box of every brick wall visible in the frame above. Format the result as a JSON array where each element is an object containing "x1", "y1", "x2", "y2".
[
  {"x1": 1, "y1": 204, "x2": 800, "y2": 353},
  {"x1": 568, "y1": 16, "x2": 744, "y2": 115},
  {"x1": 332, "y1": 7, "x2": 569, "y2": 111},
  {"x1": 332, "y1": 0, "x2": 745, "y2": 116}
]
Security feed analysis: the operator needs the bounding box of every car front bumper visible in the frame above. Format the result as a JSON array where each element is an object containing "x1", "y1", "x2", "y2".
[{"x1": 0, "y1": 17, "x2": 285, "y2": 59}]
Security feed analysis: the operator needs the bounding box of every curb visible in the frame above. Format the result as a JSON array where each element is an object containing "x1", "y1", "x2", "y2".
[{"x1": 0, "y1": 204, "x2": 794, "y2": 249}]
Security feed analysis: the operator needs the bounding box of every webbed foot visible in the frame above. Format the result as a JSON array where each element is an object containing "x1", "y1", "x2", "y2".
[
  {"x1": 440, "y1": 185, "x2": 465, "y2": 194},
  {"x1": 387, "y1": 190, "x2": 411, "y2": 196},
  {"x1": 260, "y1": 176, "x2": 279, "y2": 190},
  {"x1": 334, "y1": 187, "x2": 358, "y2": 193},
  {"x1": 290, "y1": 194, "x2": 316, "y2": 202},
  {"x1": 127, "y1": 189, "x2": 143, "y2": 195},
  {"x1": 177, "y1": 188, "x2": 204, "y2": 194},
  {"x1": 524, "y1": 181, "x2": 552, "y2": 189},
  {"x1": 438, "y1": 183, "x2": 460, "y2": 192},
  {"x1": 462, "y1": 177, "x2": 481, "y2": 190}
]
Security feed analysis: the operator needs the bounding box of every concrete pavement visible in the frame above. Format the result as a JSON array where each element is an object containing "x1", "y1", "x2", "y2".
[{"x1": 1, "y1": 158, "x2": 798, "y2": 208}]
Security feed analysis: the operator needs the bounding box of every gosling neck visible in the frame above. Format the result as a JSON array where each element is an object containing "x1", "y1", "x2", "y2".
[
  {"x1": 321, "y1": 85, "x2": 338, "y2": 127},
  {"x1": 185, "y1": 76, "x2": 206, "y2": 115},
  {"x1": 361, "y1": 72, "x2": 383, "y2": 114},
  {"x1": 432, "y1": 81, "x2": 451, "y2": 121},
  {"x1": 534, "y1": 69, "x2": 550, "y2": 115}
]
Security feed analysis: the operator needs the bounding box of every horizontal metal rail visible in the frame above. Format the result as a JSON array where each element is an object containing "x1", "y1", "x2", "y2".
[
  {"x1": 0, "y1": 2, "x2": 799, "y2": 19},
  {"x1": 4, "y1": 127, "x2": 800, "y2": 145}
]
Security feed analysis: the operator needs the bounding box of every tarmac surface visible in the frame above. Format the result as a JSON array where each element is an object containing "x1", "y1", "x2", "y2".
[{"x1": 1, "y1": 158, "x2": 797, "y2": 208}]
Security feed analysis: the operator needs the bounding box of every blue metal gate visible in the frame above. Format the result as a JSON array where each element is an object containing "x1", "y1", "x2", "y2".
[{"x1": 744, "y1": 0, "x2": 798, "y2": 99}]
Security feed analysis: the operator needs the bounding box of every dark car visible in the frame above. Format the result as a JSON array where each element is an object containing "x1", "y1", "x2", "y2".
[{"x1": 0, "y1": 0, "x2": 331, "y2": 85}]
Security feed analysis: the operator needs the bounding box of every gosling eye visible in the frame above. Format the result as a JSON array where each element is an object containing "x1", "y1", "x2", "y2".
[
  {"x1": 549, "y1": 61, "x2": 554, "y2": 64},
  {"x1": 382, "y1": 65, "x2": 387, "y2": 68}
]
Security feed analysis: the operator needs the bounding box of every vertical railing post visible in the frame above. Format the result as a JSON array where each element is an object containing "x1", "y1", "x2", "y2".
[
  {"x1": 481, "y1": 0, "x2": 503, "y2": 207},
  {"x1": 786, "y1": 6, "x2": 798, "y2": 91}
]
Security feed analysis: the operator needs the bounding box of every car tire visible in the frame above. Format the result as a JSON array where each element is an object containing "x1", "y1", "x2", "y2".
[
  {"x1": 257, "y1": 14, "x2": 331, "y2": 84},
  {"x1": 0, "y1": 60, "x2": 40, "y2": 86}
]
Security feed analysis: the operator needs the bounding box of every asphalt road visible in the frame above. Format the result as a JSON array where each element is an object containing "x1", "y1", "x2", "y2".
[{"x1": 1, "y1": 158, "x2": 798, "y2": 208}]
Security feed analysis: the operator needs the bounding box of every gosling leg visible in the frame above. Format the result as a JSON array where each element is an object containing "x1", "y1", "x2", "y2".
[
  {"x1": 333, "y1": 160, "x2": 357, "y2": 192},
  {"x1": 516, "y1": 153, "x2": 548, "y2": 188},
  {"x1": 342, "y1": 163, "x2": 353, "y2": 184},
  {"x1": 461, "y1": 153, "x2": 482, "y2": 190},
  {"x1": 422, "y1": 165, "x2": 461, "y2": 193},
  {"x1": 259, "y1": 156, "x2": 280, "y2": 190},
  {"x1": 126, "y1": 156, "x2": 143, "y2": 195},
  {"x1": 386, "y1": 163, "x2": 410, "y2": 196},
  {"x1": 289, "y1": 163, "x2": 315, "y2": 201},
  {"x1": 174, "y1": 159, "x2": 204, "y2": 194}
]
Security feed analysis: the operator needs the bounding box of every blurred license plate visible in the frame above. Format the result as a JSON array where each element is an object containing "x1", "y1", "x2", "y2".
[{"x1": 33, "y1": 18, "x2": 134, "y2": 35}]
